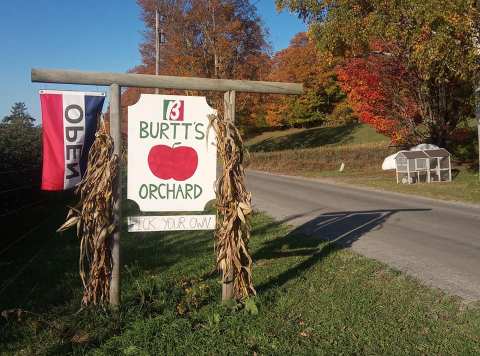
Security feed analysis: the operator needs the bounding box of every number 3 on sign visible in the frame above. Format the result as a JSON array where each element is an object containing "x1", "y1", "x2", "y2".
[{"x1": 166, "y1": 100, "x2": 182, "y2": 121}]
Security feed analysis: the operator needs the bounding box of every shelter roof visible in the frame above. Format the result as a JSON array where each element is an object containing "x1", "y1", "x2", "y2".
[
  {"x1": 395, "y1": 148, "x2": 450, "y2": 160},
  {"x1": 396, "y1": 151, "x2": 429, "y2": 159},
  {"x1": 424, "y1": 148, "x2": 450, "y2": 158}
]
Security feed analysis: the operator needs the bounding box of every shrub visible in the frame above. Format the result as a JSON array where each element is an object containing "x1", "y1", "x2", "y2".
[{"x1": 0, "y1": 122, "x2": 41, "y2": 171}]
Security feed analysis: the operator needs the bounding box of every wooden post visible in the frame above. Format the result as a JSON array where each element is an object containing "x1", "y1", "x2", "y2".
[
  {"x1": 437, "y1": 157, "x2": 441, "y2": 182},
  {"x1": 109, "y1": 83, "x2": 122, "y2": 307},
  {"x1": 407, "y1": 162, "x2": 411, "y2": 184},
  {"x1": 476, "y1": 87, "x2": 480, "y2": 181},
  {"x1": 427, "y1": 159, "x2": 431, "y2": 183},
  {"x1": 222, "y1": 90, "x2": 236, "y2": 302},
  {"x1": 224, "y1": 90, "x2": 235, "y2": 123},
  {"x1": 448, "y1": 156, "x2": 452, "y2": 182}
]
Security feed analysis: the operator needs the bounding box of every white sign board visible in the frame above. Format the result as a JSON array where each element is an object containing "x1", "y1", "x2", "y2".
[
  {"x1": 128, "y1": 215, "x2": 216, "y2": 232},
  {"x1": 128, "y1": 94, "x2": 217, "y2": 212}
]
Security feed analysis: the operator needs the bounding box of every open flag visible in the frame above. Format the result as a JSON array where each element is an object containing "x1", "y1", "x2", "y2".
[{"x1": 40, "y1": 90, "x2": 105, "y2": 191}]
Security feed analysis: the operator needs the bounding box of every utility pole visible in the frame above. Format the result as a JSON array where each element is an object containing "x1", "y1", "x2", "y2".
[
  {"x1": 155, "y1": 5, "x2": 160, "y2": 94},
  {"x1": 155, "y1": 2, "x2": 166, "y2": 94}
]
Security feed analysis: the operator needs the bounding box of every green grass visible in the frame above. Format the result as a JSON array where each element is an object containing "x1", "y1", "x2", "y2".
[
  {"x1": 1, "y1": 201, "x2": 480, "y2": 354},
  {"x1": 247, "y1": 123, "x2": 388, "y2": 152},
  {"x1": 323, "y1": 168, "x2": 480, "y2": 204}
]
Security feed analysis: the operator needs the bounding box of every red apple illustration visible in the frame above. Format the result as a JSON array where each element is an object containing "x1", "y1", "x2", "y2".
[{"x1": 148, "y1": 143, "x2": 198, "y2": 181}]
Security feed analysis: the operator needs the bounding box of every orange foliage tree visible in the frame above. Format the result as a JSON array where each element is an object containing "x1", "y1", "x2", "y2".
[
  {"x1": 118, "y1": 0, "x2": 271, "y2": 135},
  {"x1": 266, "y1": 32, "x2": 351, "y2": 128}
]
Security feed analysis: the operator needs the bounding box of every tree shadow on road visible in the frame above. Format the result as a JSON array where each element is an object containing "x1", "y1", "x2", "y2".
[{"x1": 254, "y1": 208, "x2": 431, "y2": 293}]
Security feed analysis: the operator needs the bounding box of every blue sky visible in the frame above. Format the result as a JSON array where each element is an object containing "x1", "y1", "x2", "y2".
[{"x1": 0, "y1": 1, "x2": 305, "y2": 121}]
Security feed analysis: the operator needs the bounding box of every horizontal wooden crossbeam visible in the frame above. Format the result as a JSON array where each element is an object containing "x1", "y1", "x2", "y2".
[{"x1": 31, "y1": 68, "x2": 303, "y2": 95}]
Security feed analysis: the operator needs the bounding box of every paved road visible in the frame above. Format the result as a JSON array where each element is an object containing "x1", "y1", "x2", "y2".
[{"x1": 247, "y1": 170, "x2": 480, "y2": 301}]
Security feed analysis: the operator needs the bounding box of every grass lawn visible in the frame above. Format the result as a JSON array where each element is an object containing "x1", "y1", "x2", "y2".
[
  {"x1": 1, "y1": 202, "x2": 479, "y2": 354},
  {"x1": 310, "y1": 168, "x2": 480, "y2": 205},
  {"x1": 247, "y1": 123, "x2": 388, "y2": 152}
]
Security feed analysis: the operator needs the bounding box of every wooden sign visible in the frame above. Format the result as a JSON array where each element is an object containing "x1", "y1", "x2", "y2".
[
  {"x1": 127, "y1": 94, "x2": 217, "y2": 212},
  {"x1": 32, "y1": 68, "x2": 303, "y2": 306},
  {"x1": 128, "y1": 215, "x2": 216, "y2": 232}
]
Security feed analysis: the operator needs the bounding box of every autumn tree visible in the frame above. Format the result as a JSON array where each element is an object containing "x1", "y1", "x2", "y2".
[
  {"x1": 336, "y1": 51, "x2": 421, "y2": 143},
  {"x1": 265, "y1": 32, "x2": 351, "y2": 128},
  {"x1": 138, "y1": 0, "x2": 270, "y2": 79},
  {"x1": 119, "y1": 0, "x2": 272, "y2": 134},
  {"x1": 277, "y1": 0, "x2": 480, "y2": 146}
]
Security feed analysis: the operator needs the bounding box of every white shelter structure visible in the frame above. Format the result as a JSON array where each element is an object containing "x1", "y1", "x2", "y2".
[
  {"x1": 382, "y1": 144, "x2": 440, "y2": 171},
  {"x1": 395, "y1": 148, "x2": 452, "y2": 184}
]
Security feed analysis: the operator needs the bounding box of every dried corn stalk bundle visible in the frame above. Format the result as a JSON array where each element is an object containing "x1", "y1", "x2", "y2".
[
  {"x1": 209, "y1": 109, "x2": 255, "y2": 300},
  {"x1": 58, "y1": 121, "x2": 118, "y2": 306}
]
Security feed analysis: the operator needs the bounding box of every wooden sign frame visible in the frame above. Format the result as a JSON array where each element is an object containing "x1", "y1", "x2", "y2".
[{"x1": 31, "y1": 68, "x2": 303, "y2": 306}]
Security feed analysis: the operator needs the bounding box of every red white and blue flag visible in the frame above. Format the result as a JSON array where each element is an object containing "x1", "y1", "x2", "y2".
[{"x1": 40, "y1": 90, "x2": 105, "y2": 191}]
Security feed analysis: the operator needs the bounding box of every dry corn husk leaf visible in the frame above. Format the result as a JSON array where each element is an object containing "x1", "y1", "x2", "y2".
[
  {"x1": 209, "y1": 104, "x2": 255, "y2": 301},
  {"x1": 58, "y1": 120, "x2": 118, "y2": 306},
  {"x1": 57, "y1": 216, "x2": 80, "y2": 232}
]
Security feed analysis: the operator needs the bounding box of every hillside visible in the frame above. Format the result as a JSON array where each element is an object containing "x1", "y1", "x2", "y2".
[{"x1": 247, "y1": 124, "x2": 389, "y2": 152}]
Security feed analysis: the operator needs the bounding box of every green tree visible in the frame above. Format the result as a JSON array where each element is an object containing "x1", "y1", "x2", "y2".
[
  {"x1": 277, "y1": 0, "x2": 480, "y2": 146},
  {"x1": 0, "y1": 102, "x2": 40, "y2": 171},
  {"x1": 0, "y1": 123, "x2": 41, "y2": 171},
  {"x1": 2, "y1": 102, "x2": 35, "y2": 127}
]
